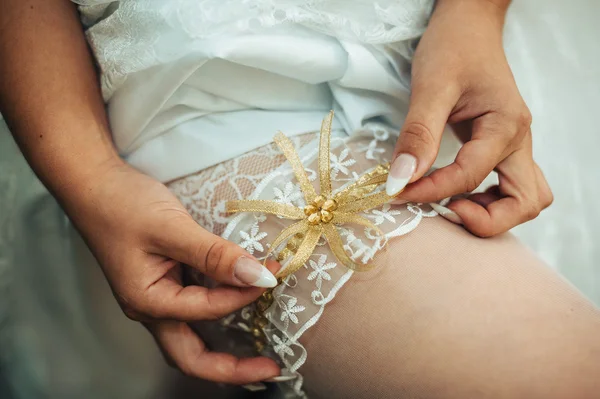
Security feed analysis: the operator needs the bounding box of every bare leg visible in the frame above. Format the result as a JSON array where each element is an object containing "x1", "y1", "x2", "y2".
[
  {"x1": 169, "y1": 136, "x2": 600, "y2": 398},
  {"x1": 300, "y1": 217, "x2": 600, "y2": 399}
]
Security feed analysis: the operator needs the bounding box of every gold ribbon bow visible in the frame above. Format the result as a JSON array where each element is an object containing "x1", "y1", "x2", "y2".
[{"x1": 227, "y1": 111, "x2": 395, "y2": 280}]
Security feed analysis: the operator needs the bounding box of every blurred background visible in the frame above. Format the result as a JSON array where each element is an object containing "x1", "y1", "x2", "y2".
[{"x1": 1, "y1": 1, "x2": 599, "y2": 398}]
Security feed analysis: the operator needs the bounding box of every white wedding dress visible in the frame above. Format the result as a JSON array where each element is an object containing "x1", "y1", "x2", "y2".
[{"x1": 73, "y1": 0, "x2": 435, "y2": 181}]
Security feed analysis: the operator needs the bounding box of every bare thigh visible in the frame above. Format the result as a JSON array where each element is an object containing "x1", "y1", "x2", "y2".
[{"x1": 300, "y1": 217, "x2": 600, "y2": 399}]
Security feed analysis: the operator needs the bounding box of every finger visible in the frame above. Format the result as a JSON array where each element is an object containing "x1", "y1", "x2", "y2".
[
  {"x1": 446, "y1": 196, "x2": 522, "y2": 237},
  {"x1": 400, "y1": 115, "x2": 511, "y2": 203},
  {"x1": 152, "y1": 215, "x2": 277, "y2": 288},
  {"x1": 146, "y1": 321, "x2": 280, "y2": 384},
  {"x1": 468, "y1": 190, "x2": 501, "y2": 207},
  {"x1": 446, "y1": 149, "x2": 540, "y2": 237},
  {"x1": 143, "y1": 276, "x2": 265, "y2": 321},
  {"x1": 385, "y1": 81, "x2": 459, "y2": 196}
]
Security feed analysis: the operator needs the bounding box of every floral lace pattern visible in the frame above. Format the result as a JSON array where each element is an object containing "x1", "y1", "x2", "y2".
[
  {"x1": 72, "y1": 0, "x2": 434, "y2": 99},
  {"x1": 169, "y1": 125, "x2": 439, "y2": 397}
]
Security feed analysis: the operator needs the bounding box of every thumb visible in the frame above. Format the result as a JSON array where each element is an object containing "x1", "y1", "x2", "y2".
[
  {"x1": 386, "y1": 85, "x2": 456, "y2": 196},
  {"x1": 156, "y1": 216, "x2": 278, "y2": 288}
]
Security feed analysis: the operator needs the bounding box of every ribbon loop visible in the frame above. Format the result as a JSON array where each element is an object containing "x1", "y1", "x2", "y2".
[
  {"x1": 274, "y1": 132, "x2": 317, "y2": 204},
  {"x1": 227, "y1": 111, "x2": 395, "y2": 280},
  {"x1": 318, "y1": 110, "x2": 334, "y2": 197}
]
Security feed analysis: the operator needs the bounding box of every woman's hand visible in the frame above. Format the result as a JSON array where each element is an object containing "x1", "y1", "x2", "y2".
[
  {"x1": 64, "y1": 160, "x2": 280, "y2": 384},
  {"x1": 385, "y1": 0, "x2": 553, "y2": 237},
  {"x1": 1, "y1": 0, "x2": 280, "y2": 385}
]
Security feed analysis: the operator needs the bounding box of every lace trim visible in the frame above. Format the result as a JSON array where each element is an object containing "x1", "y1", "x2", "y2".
[{"x1": 169, "y1": 124, "x2": 439, "y2": 397}]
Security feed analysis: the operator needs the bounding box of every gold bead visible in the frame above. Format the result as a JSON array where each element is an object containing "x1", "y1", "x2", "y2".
[
  {"x1": 286, "y1": 240, "x2": 298, "y2": 251},
  {"x1": 307, "y1": 212, "x2": 321, "y2": 225},
  {"x1": 254, "y1": 317, "x2": 269, "y2": 329},
  {"x1": 320, "y1": 210, "x2": 334, "y2": 223},
  {"x1": 313, "y1": 195, "x2": 326, "y2": 208},
  {"x1": 278, "y1": 248, "x2": 291, "y2": 261},
  {"x1": 322, "y1": 199, "x2": 338, "y2": 212},
  {"x1": 254, "y1": 340, "x2": 265, "y2": 353},
  {"x1": 304, "y1": 204, "x2": 318, "y2": 216},
  {"x1": 256, "y1": 300, "x2": 271, "y2": 312},
  {"x1": 251, "y1": 328, "x2": 263, "y2": 338},
  {"x1": 261, "y1": 290, "x2": 273, "y2": 301}
]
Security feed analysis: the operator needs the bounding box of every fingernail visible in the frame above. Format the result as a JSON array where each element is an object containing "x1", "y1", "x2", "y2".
[
  {"x1": 386, "y1": 153, "x2": 417, "y2": 196},
  {"x1": 430, "y1": 203, "x2": 463, "y2": 225},
  {"x1": 234, "y1": 257, "x2": 278, "y2": 288},
  {"x1": 264, "y1": 375, "x2": 296, "y2": 383},
  {"x1": 242, "y1": 383, "x2": 267, "y2": 392}
]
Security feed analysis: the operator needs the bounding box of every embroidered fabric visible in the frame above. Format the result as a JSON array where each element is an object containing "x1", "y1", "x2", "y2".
[
  {"x1": 168, "y1": 124, "x2": 439, "y2": 397},
  {"x1": 71, "y1": 0, "x2": 434, "y2": 99}
]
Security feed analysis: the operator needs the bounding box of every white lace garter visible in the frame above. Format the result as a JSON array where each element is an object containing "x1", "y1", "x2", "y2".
[{"x1": 168, "y1": 124, "x2": 448, "y2": 397}]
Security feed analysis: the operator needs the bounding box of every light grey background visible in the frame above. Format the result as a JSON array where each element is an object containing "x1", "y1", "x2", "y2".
[{"x1": 504, "y1": 1, "x2": 600, "y2": 303}]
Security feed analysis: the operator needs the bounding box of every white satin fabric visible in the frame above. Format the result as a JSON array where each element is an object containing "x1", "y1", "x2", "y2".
[{"x1": 73, "y1": 0, "x2": 434, "y2": 182}]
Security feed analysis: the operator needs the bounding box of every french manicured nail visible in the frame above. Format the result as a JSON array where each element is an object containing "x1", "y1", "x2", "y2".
[
  {"x1": 430, "y1": 203, "x2": 463, "y2": 225},
  {"x1": 242, "y1": 383, "x2": 267, "y2": 392},
  {"x1": 234, "y1": 257, "x2": 278, "y2": 288},
  {"x1": 386, "y1": 153, "x2": 417, "y2": 196},
  {"x1": 264, "y1": 375, "x2": 296, "y2": 383}
]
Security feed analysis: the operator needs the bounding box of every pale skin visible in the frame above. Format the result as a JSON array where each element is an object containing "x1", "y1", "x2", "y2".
[
  {"x1": 391, "y1": 0, "x2": 553, "y2": 237},
  {"x1": 0, "y1": 0, "x2": 553, "y2": 388}
]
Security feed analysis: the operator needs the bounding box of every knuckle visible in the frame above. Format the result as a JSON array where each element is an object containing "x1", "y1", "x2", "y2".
[
  {"x1": 148, "y1": 212, "x2": 190, "y2": 249},
  {"x1": 122, "y1": 306, "x2": 143, "y2": 321},
  {"x1": 539, "y1": 188, "x2": 554, "y2": 209},
  {"x1": 202, "y1": 239, "x2": 228, "y2": 276},
  {"x1": 517, "y1": 107, "x2": 533, "y2": 129},
  {"x1": 123, "y1": 300, "x2": 156, "y2": 321},
  {"x1": 464, "y1": 176, "x2": 481, "y2": 193},
  {"x1": 177, "y1": 360, "x2": 198, "y2": 378},
  {"x1": 523, "y1": 201, "x2": 541, "y2": 220},
  {"x1": 401, "y1": 122, "x2": 436, "y2": 150},
  {"x1": 456, "y1": 162, "x2": 481, "y2": 193},
  {"x1": 118, "y1": 294, "x2": 148, "y2": 321},
  {"x1": 508, "y1": 106, "x2": 532, "y2": 136},
  {"x1": 494, "y1": 106, "x2": 532, "y2": 146},
  {"x1": 201, "y1": 290, "x2": 221, "y2": 321},
  {"x1": 543, "y1": 191, "x2": 554, "y2": 208}
]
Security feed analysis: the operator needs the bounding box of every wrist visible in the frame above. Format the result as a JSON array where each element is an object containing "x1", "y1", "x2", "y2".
[
  {"x1": 435, "y1": 0, "x2": 511, "y2": 13},
  {"x1": 37, "y1": 132, "x2": 126, "y2": 211},
  {"x1": 425, "y1": 0, "x2": 509, "y2": 53},
  {"x1": 54, "y1": 152, "x2": 131, "y2": 233},
  {"x1": 432, "y1": 0, "x2": 509, "y2": 33}
]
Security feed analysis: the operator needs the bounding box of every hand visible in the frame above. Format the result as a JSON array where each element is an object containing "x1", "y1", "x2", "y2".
[
  {"x1": 64, "y1": 160, "x2": 280, "y2": 384},
  {"x1": 385, "y1": 0, "x2": 553, "y2": 237},
  {"x1": 0, "y1": 0, "x2": 274, "y2": 384}
]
